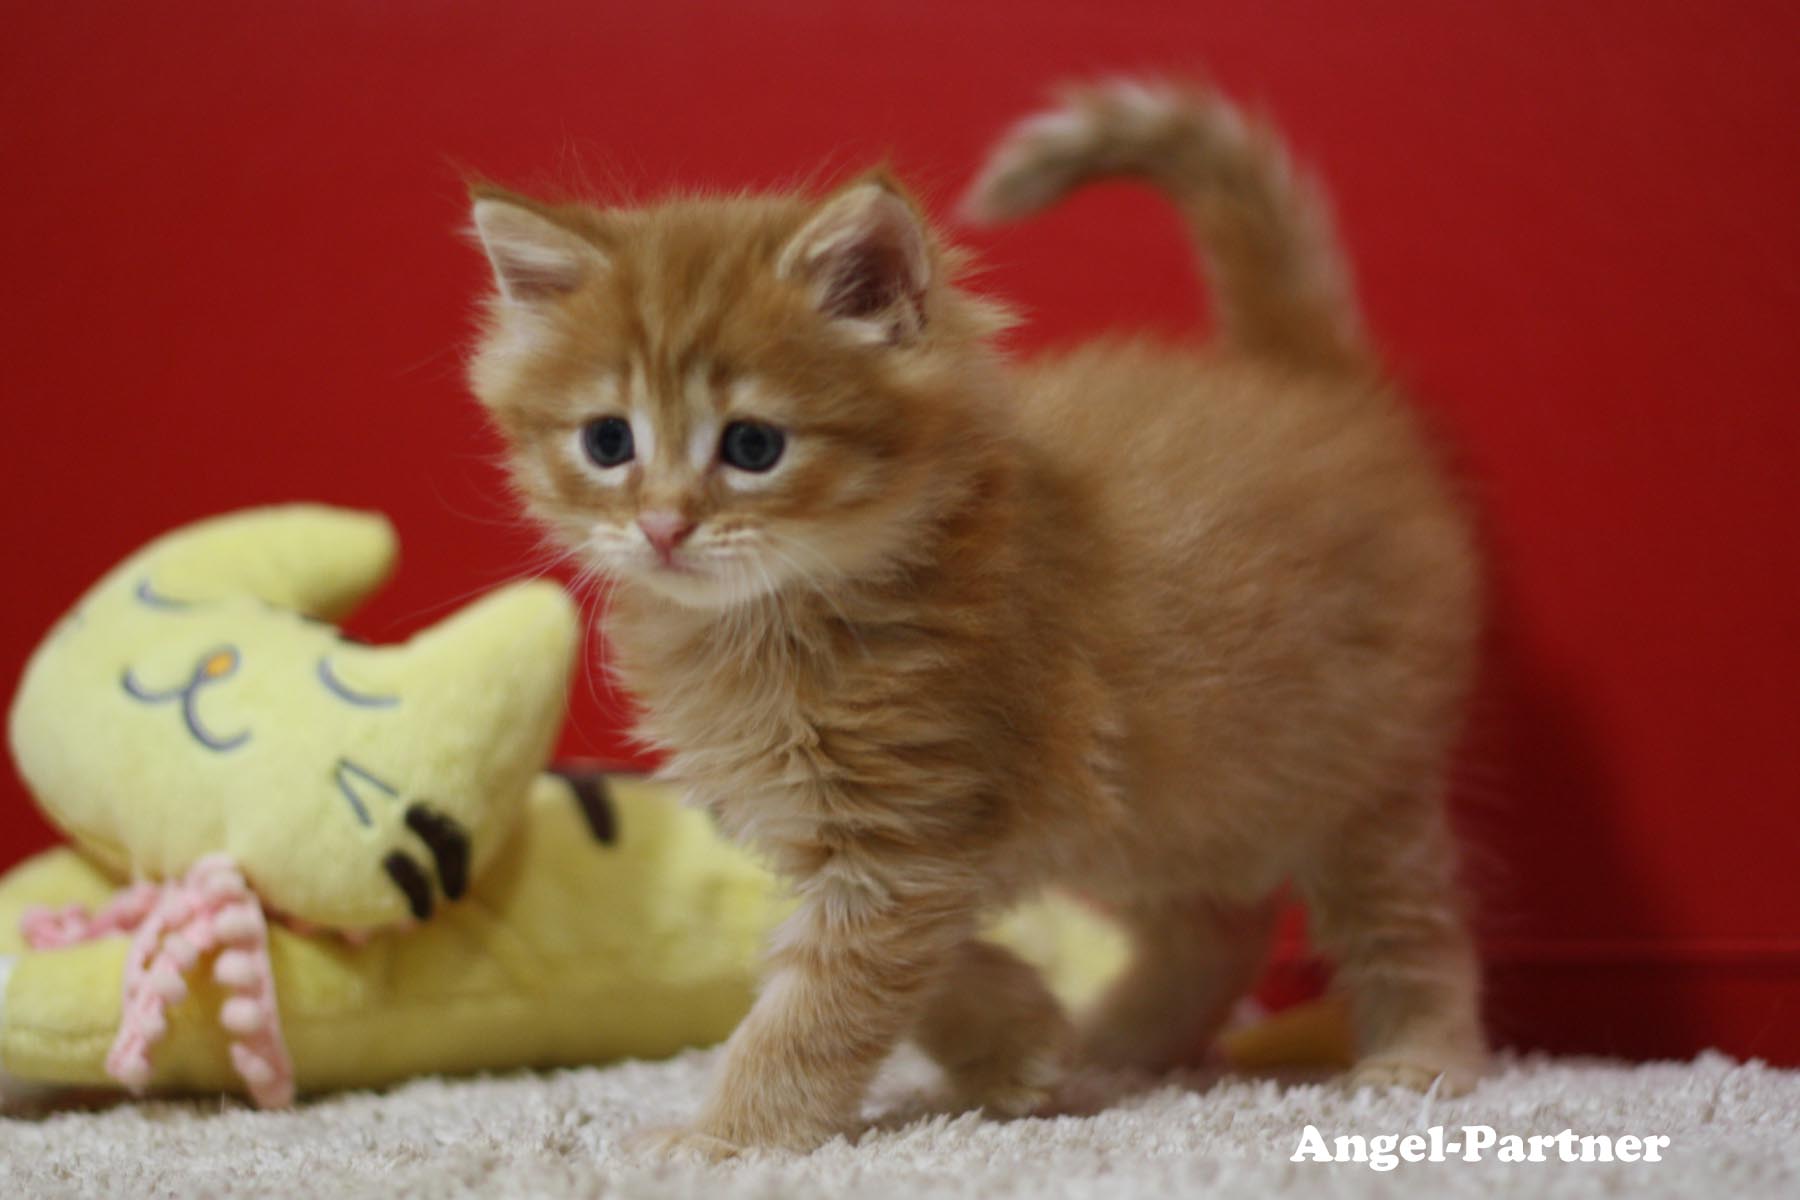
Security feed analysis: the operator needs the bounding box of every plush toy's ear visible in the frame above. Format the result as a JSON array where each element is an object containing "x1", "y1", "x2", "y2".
[
  {"x1": 361, "y1": 580, "x2": 577, "y2": 727},
  {"x1": 128, "y1": 506, "x2": 397, "y2": 621},
  {"x1": 469, "y1": 192, "x2": 607, "y2": 303},
  {"x1": 777, "y1": 177, "x2": 933, "y2": 344}
]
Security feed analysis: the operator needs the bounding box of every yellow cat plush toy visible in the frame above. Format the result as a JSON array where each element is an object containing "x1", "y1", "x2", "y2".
[
  {"x1": 0, "y1": 506, "x2": 1126, "y2": 1108},
  {"x1": 9, "y1": 505, "x2": 576, "y2": 933}
]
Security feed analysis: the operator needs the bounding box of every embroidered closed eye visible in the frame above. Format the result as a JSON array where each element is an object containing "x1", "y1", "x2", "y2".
[
  {"x1": 316, "y1": 656, "x2": 400, "y2": 708},
  {"x1": 135, "y1": 578, "x2": 194, "y2": 611}
]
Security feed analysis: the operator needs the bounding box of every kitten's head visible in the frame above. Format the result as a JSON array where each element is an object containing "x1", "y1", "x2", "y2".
[{"x1": 465, "y1": 175, "x2": 1011, "y2": 609}]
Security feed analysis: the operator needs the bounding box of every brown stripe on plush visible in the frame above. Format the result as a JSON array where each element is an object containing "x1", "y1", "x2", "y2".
[
  {"x1": 405, "y1": 804, "x2": 471, "y2": 900},
  {"x1": 383, "y1": 851, "x2": 435, "y2": 920},
  {"x1": 552, "y1": 769, "x2": 619, "y2": 844}
]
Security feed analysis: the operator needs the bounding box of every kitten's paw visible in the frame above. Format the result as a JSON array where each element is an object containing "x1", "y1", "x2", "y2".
[
  {"x1": 1076, "y1": 1019, "x2": 1193, "y2": 1074},
  {"x1": 626, "y1": 1123, "x2": 747, "y2": 1164},
  {"x1": 946, "y1": 1049, "x2": 1066, "y2": 1118},
  {"x1": 1344, "y1": 1051, "x2": 1483, "y2": 1097},
  {"x1": 627, "y1": 1110, "x2": 843, "y2": 1160}
]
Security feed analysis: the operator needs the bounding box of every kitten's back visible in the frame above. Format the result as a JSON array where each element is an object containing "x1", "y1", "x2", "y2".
[{"x1": 972, "y1": 83, "x2": 1480, "y2": 851}]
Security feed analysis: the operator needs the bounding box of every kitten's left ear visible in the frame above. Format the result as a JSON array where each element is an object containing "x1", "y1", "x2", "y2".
[
  {"x1": 468, "y1": 193, "x2": 606, "y2": 303},
  {"x1": 778, "y1": 178, "x2": 933, "y2": 344}
]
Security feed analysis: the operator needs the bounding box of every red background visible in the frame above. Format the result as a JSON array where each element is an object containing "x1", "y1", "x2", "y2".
[{"x1": 3, "y1": 2, "x2": 1796, "y2": 1063}]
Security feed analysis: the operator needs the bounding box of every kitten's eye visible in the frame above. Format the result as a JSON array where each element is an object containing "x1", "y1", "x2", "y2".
[
  {"x1": 581, "y1": 417, "x2": 635, "y2": 468},
  {"x1": 720, "y1": 421, "x2": 785, "y2": 473}
]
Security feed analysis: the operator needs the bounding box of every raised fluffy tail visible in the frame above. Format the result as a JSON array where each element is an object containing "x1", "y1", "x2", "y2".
[{"x1": 964, "y1": 80, "x2": 1366, "y2": 370}]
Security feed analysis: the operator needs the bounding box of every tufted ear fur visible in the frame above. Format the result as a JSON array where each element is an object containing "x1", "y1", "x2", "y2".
[
  {"x1": 777, "y1": 178, "x2": 933, "y2": 344},
  {"x1": 468, "y1": 193, "x2": 607, "y2": 303}
]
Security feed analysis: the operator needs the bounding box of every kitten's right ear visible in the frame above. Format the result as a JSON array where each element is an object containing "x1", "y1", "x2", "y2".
[{"x1": 468, "y1": 194, "x2": 605, "y2": 303}]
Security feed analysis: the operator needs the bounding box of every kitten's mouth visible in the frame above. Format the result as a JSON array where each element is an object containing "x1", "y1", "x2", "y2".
[
  {"x1": 648, "y1": 551, "x2": 698, "y2": 576},
  {"x1": 623, "y1": 551, "x2": 743, "y2": 610},
  {"x1": 628, "y1": 553, "x2": 708, "y2": 586}
]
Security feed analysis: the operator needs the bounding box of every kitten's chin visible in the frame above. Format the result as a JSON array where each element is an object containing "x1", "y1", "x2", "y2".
[{"x1": 613, "y1": 563, "x2": 764, "y2": 611}]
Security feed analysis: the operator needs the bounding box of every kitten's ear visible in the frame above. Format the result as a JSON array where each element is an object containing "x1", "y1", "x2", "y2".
[
  {"x1": 778, "y1": 179, "x2": 933, "y2": 343},
  {"x1": 468, "y1": 194, "x2": 605, "y2": 303}
]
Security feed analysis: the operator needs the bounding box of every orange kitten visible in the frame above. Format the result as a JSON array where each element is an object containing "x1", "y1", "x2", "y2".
[{"x1": 467, "y1": 79, "x2": 1485, "y2": 1159}]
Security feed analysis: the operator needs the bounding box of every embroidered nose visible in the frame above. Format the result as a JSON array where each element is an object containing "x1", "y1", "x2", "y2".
[
  {"x1": 637, "y1": 512, "x2": 697, "y2": 560},
  {"x1": 201, "y1": 649, "x2": 238, "y2": 679}
]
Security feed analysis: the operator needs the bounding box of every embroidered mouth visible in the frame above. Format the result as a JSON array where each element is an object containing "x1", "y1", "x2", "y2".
[{"x1": 121, "y1": 646, "x2": 251, "y2": 752}]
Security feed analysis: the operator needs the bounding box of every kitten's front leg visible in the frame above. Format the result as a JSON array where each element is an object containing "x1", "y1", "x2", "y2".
[{"x1": 637, "y1": 888, "x2": 971, "y2": 1159}]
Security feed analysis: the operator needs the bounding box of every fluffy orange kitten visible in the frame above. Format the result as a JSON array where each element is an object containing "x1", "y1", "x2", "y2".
[{"x1": 466, "y1": 80, "x2": 1484, "y2": 1159}]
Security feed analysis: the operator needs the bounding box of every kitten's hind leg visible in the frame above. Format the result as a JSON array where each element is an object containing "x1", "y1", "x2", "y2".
[
  {"x1": 1076, "y1": 895, "x2": 1278, "y2": 1072},
  {"x1": 912, "y1": 939, "x2": 1073, "y2": 1116},
  {"x1": 1298, "y1": 802, "x2": 1485, "y2": 1094}
]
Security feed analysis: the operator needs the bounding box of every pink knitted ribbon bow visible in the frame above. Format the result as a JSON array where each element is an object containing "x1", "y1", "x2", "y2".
[{"x1": 20, "y1": 853, "x2": 296, "y2": 1108}]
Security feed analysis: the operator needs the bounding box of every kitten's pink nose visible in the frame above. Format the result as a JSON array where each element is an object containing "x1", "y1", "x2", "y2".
[{"x1": 637, "y1": 511, "x2": 697, "y2": 561}]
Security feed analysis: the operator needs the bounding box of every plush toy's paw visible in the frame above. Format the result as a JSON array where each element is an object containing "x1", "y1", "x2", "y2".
[
  {"x1": 0, "y1": 955, "x2": 57, "y2": 1113},
  {"x1": 1344, "y1": 1051, "x2": 1483, "y2": 1097},
  {"x1": 0, "y1": 1070, "x2": 62, "y2": 1114},
  {"x1": 1218, "y1": 995, "x2": 1356, "y2": 1072},
  {"x1": 626, "y1": 1123, "x2": 749, "y2": 1163}
]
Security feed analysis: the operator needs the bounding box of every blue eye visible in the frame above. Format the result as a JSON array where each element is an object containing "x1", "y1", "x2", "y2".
[
  {"x1": 582, "y1": 417, "x2": 634, "y2": 467},
  {"x1": 720, "y1": 421, "x2": 784, "y2": 472}
]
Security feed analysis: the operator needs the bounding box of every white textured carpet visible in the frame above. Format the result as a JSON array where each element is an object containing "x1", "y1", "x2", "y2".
[{"x1": 4, "y1": 1048, "x2": 1797, "y2": 1198}]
